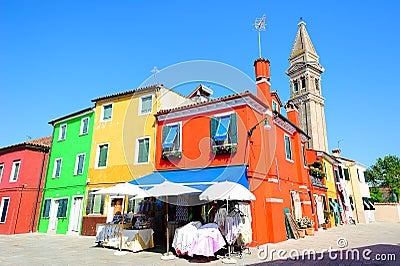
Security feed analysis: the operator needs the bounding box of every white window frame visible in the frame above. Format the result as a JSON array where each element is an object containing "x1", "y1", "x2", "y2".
[
  {"x1": 56, "y1": 197, "x2": 69, "y2": 218},
  {"x1": 53, "y1": 158, "x2": 62, "y2": 178},
  {"x1": 0, "y1": 197, "x2": 10, "y2": 223},
  {"x1": 135, "y1": 136, "x2": 151, "y2": 165},
  {"x1": 138, "y1": 94, "x2": 154, "y2": 116},
  {"x1": 284, "y1": 134, "x2": 293, "y2": 162},
  {"x1": 0, "y1": 163, "x2": 4, "y2": 183},
  {"x1": 58, "y1": 124, "x2": 67, "y2": 141},
  {"x1": 80, "y1": 117, "x2": 90, "y2": 135},
  {"x1": 100, "y1": 103, "x2": 113, "y2": 122},
  {"x1": 9, "y1": 160, "x2": 21, "y2": 182},
  {"x1": 74, "y1": 153, "x2": 86, "y2": 175},
  {"x1": 95, "y1": 143, "x2": 109, "y2": 169}
]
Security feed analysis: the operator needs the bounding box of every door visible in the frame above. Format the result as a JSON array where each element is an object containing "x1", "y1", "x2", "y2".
[
  {"x1": 106, "y1": 197, "x2": 124, "y2": 223},
  {"x1": 68, "y1": 196, "x2": 83, "y2": 234},
  {"x1": 48, "y1": 200, "x2": 59, "y2": 233}
]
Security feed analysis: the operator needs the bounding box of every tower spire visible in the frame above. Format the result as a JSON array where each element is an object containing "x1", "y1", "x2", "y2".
[{"x1": 289, "y1": 20, "x2": 318, "y2": 61}]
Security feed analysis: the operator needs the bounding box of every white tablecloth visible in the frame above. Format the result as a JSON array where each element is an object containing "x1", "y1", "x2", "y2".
[{"x1": 96, "y1": 224, "x2": 154, "y2": 252}]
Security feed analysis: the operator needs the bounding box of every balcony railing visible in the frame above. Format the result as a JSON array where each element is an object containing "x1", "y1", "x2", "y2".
[{"x1": 310, "y1": 175, "x2": 327, "y2": 189}]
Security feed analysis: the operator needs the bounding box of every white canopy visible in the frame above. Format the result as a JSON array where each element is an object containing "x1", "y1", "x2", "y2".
[
  {"x1": 91, "y1": 182, "x2": 149, "y2": 197},
  {"x1": 199, "y1": 181, "x2": 256, "y2": 201},
  {"x1": 146, "y1": 181, "x2": 201, "y2": 197}
]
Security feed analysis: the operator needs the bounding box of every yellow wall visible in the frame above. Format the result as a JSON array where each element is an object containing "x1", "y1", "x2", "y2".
[
  {"x1": 322, "y1": 157, "x2": 337, "y2": 225},
  {"x1": 345, "y1": 162, "x2": 367, "y2": 223}
]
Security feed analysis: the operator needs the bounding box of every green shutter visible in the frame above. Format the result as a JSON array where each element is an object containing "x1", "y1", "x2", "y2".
[
  {"x1": 43, "y1": 199, "x2": 51, "y2": 217},
  {"x1": 210, "y1": 117, "x2": 218, "y2": 144},
  {"x1": 344, "y1": 168, "x2": 350, "y2": 180},
  {"x1": 93, "y1": 195, "x2": 102, "y2": 214},
  {"x1": 100, "y1": 195, "x2": 105, "y2": 214},
  {"x1": 176, "y1": 124, "x2": 181, "y2": 150},
  {"x1": 230, "y1": 113, "x2": 238, "y2": 144},
  {"x1": 86, "y1": 192, "x2": 94, "y2": 215},
  {"x1": 138, "y1": 139, "x2": 149, "y2": 163},
  {"x1": 98, "y1": 145, "x2": 108, "y2": 167},
  {"x1": 162, "y1": 125, "x2": 170, "y2": 151}
]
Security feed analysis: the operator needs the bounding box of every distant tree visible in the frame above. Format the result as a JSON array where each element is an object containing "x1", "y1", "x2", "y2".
[
  {"x1": 365, "y1": 155, "x2": 400, "y2": 202},
  {"x1": 369, "y1": 187, "x2": 383, "y2": 203}
]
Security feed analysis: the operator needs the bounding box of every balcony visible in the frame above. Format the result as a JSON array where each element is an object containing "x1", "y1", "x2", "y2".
[
  {"x1": 310, "y1": 174, "x2": 327, "y2": 189},
  {"x1": 161, "y1": 147, "x2": 182, "y2": 160}
]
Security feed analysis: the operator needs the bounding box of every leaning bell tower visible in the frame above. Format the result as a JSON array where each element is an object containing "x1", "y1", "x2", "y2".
[{"x1": 286, "y1": 21, "x2": 328, "y2": 152}]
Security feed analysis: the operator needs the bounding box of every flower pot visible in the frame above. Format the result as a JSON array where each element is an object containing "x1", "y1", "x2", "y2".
[
  {"x1": 298, "y1": 229, "x2": 306, "y2": 238},
  {"x1": 305, "y1": 227, "x2": 315, "y2": 236}
]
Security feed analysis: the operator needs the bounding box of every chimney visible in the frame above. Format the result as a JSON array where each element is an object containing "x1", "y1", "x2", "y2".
[
  {"x1": 331, "y1": 149, "x2": 341, "y2": 158},
  {"x1": 254, "y1": 58, "x2": 271, "y2": 106},
  {"x1": 284, "y1": 101, "x2": 300, "y2": 126}
]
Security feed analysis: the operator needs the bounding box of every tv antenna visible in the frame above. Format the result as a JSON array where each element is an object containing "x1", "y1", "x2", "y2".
[
  {"x1": 151, "y1": 66, "x2": 159, "y2": 85},
  {"x1": 337, "y1": 139, "x2": 344, "y2": 149},
  {"x1": 254, "y1": 14, "x2": 266, "y2": 58}
]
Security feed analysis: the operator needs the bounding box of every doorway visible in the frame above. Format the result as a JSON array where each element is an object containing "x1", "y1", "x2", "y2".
[
  {"x1": 68, "y1": 196, "x2": 83, "y2": 234},
  {"x1": 48, "y1": 199, "x2": 59, "y2": 233}
]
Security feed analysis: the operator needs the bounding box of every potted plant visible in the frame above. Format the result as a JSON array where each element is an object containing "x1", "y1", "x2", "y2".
[
  {"x1": 295, "y1": 217, "x2": 306, "y2": 238},
  {"x1": 321, "y1": 210, "x2": 331, "y2": 229},
  {"x1": 303, "y1": 216, "x2": 315, "y2": 236}
]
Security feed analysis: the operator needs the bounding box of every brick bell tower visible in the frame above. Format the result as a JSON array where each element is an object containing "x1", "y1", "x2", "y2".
[{"x1": 286, "y1": 21, "x2": 328, "y2": 152}]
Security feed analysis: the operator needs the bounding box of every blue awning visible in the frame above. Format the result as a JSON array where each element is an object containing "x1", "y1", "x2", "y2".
[
  {"x1": 162, "y1": 125, "x2": 178, "y2": 149},
  {"x1": 129, "y1": 165, "x2": 248, "y2": 191},
  {"x1": 214, "y1": 116, "x2": 231, "y2": 141}
]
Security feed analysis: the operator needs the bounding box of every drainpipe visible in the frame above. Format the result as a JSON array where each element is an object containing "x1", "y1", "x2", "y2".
[
  {"x1": 348, "y1": 163, "x2": 360, "y2": 223},
  {"x1": 31, "y1": 149, "x2": 48, "y2": 232},
  {"x1": 14, "y1": 184, "x2": 25, "y2": 234}
]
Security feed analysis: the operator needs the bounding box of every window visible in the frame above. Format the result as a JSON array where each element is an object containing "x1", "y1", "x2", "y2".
[
  {"x1": 272, "y1": 100, "x2": 278, "y2": 112},
  {"x1": 10, "y1": 160, "x2": 21, "y2": 182},
  {"x1": 0, "y1": 197, "x2": 10, "y2": 223},
  {"x1": 101, "y1": 103, "x2": 113, "y2": 122},
  {"x1": 139, "y1": 95, "x2": 153, "y2": 115},
  {"x1": 357, "y1": 169, "x2": 363, "y2": 183},
  {"x1": 344, "y1": 168, "x2": 350, "y2": 181},
  {"x1": 315, "y1": 78, "x2": 320, "y2": 91},
  {"x1": 284, "y1": 135, "x2": 292, "y2": 161},
  {"x1": 301, "y1": 77, "x2": 306, "y2": 89},
  {"x1": 58, "y1": 124, "x2": 67, "y2": 141},
  {"x1": 57, "y1": 198, "x2": 68, "y2": 218},
  {"x1": 301, "y1": 144, "x2": 306, "y2": 166},
  {"x1": 80, "y1": 117, "x2": 89, "y2": 135},
  {"x1": 53, "y1": 158, "x2": 62, "y2": 178},
  {"x1": 42, "y1": 199, "x2": 51, "y2": 218},
  {"x1": 349, "y1": 196, "x2": 355, "y2": 210},
  {"x1": 210, "y1": 113, "x2": 238, "y2": 146},
  {"x1": 96, "y1": 144, "x2": 109, "y2": 168},
  {"x1": 74, "y1": 153, "x2": 86, "y2": 175},
  {"x1": 334, "y1": 169, "x2": 340, "y2": 182},
  {"x1": 86, "y1": 190, "x2": 105, "y2": 215},
  {"x1": 293, "y1": 81, "x2": 299, "y2": 92},
  {"x1": 162, "y1": 124, "x2": 181, "y2": 152},
  {"x1": 324, "y1": 162, "x2": 328, "y2": 181},
  {"x1": 136, "y1": 138, "x2": 150, "y2": 164},
  {"x1": 0, "y1": 163, "x2": 4, "y2": 183}
]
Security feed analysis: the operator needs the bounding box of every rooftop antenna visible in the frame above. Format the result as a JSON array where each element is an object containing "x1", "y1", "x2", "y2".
[
  {"x1": 254, "y1": 14, "x2": 266, "y2": 58},
  {"x1": 337, "y1": 139, "x2": 344, "y2": 149},
  {"x1": 151, "y1": 66, "x2": 159, "y2": 85}
]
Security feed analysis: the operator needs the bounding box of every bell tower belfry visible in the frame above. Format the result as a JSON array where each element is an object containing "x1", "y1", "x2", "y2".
[{"x1": 286, "y1": 21, "x2": 328, "y2": 152}]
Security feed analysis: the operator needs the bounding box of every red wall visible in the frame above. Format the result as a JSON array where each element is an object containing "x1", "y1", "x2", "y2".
[{"x1": 0, "y1": 148, "x2": 48, "y2": 234}]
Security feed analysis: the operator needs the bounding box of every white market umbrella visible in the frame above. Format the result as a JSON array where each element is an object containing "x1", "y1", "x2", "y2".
[
  {"x1": 147, "y1": 181, "x2": 201, "y2": 260},
  {"x1": 92, "y1": 183, "x2": 149, "y2": 255},
  {"x1": 199, "y1": 181, "x2": 255, "y2": 264}
]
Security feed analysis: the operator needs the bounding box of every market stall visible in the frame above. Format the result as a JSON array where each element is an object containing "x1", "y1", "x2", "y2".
[{"x1": 96, "y1": 223, "x2": 154, "y2": 252}]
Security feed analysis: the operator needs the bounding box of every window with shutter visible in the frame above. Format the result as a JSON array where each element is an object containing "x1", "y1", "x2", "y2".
[
  {"x1": 97, "y1": 144, "x2": 108, "y2": 168},
  {"x1": 0, "y1": 198, "x2": 10, "y2": 223},
  {"x1": 137, "y1": 138, "x2": 150, "y2": 163},
  {"x1": 344, "y1": 168, "x2": 350, "y2": 180},
  {"x1": 284, "y1": 135, "x2": 292, "y2": 161},
  {"x1": 75, "y1": 154, "x2": 85, "y2": 175},
  {"x1": 102, "y1": 104, "x2": 113, "y2": 121},
  {"x1": 80, "y1": 117, "x2": 89, "y2": 135},
  {"x1": 140, "y1": 95, "x2": 153, "y2": 115},
  {"x1": 42, "y1": 199, "x2": 51, "y2": 218}
]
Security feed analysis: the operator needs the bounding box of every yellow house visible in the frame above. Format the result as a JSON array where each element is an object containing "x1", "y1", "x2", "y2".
[
  {"x1": 81, "y1": 85, "x2": 189, "y2": 235},
  {"x1": 312, "y1": 150, "x2": 340, "y2": 227}
]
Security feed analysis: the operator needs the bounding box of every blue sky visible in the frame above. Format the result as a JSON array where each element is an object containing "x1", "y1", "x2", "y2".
[{"x1": 1, "y1": 1, "x2": 399, "y2": 167}]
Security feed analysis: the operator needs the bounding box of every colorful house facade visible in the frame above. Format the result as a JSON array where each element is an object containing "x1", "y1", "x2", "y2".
[
  {"x1": 129, "y1": 58, "x2": 312, "y2": 245},
  {"x1": 37, "y1": 108, "x2": 94, "y2": 235},
  {"x1": 82, "y1": 85, "x2": 189, "y2": 235},
  {"x1": 0, "y1": 137, "x2": 51, "y2": 234}
]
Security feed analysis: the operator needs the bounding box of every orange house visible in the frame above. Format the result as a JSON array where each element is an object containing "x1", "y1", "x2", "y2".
[{"x1": 140, "y1": 58, "x2": 313, "y2": 245}]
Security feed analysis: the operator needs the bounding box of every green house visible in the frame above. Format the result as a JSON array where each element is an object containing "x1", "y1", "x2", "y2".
[{"x1": 37, "y1": 107, "x2": 94, "y2": 235}]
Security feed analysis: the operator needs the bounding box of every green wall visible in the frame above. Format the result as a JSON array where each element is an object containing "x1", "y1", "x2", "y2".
[{"x1": 38, "y1": 110, "x2": 94, "y2": 234}]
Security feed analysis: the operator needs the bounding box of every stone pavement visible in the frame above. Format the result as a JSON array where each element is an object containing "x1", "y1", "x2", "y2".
[{"x1": 0, "y1": 222, "x2": 399, "y2": 265}]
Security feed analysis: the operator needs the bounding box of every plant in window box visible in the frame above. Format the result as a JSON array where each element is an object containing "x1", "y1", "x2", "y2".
[
  {"x1": 161, "y1": 150, "x2": 182, "y2": 160},
  {"x1": 212, "y1": 144, "x2": 237, "y2": 155}
]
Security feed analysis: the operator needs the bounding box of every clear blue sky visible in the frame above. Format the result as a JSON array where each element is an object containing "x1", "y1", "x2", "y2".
[{"x1": 1, "y1": 1, "x2": 399, "y2": 168}]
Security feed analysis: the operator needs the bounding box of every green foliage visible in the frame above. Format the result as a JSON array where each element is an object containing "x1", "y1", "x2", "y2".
[
  {"x1": 369, "y1": 187, "x2": 383, "y2": 203},
  {"x1": 366, "y1": 155, "x2": 400, "y2": 201}
]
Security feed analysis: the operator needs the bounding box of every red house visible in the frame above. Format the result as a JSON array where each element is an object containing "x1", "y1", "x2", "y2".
[
  {"x1": 0, "y1": 137, "x2": 51, "y2": 234},
  {"x1": 132, "y1": 58, "x2": 313, "y2": 245}
]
